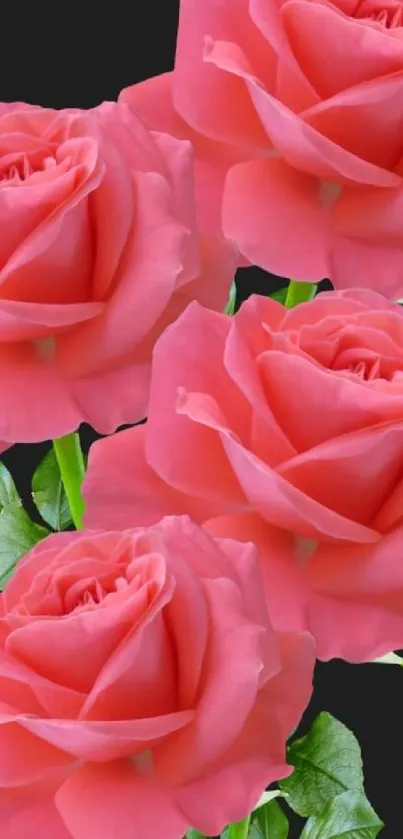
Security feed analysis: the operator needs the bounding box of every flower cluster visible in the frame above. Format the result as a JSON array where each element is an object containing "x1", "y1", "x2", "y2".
[{"x1": 1, "y1": 0, "x2": 403, "y2": 836}]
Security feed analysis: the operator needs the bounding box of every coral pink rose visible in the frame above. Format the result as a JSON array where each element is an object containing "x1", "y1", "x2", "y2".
[
  {"x1": 0, "y1": 100, "x2": 235, "y2": 444},
  {"x1": 84, "y1": 289, "x2": 403, "y2": 661},
  {"x1": 0, "y1": 517, "x2": 313, "y2": 839},
  {"x1": 159, "y1": 0, "x2": 403, "y2": 297}
]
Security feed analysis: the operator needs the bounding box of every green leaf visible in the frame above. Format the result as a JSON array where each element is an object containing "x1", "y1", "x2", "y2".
[
  {"x1": 186, "y1": 831, "x2": 207, "y2": 839},
  {"x1": 280, "y1": 713, "x2": 364, "y2": 817},
  {"x1": 371, "y1": 652, "x2": 403, "y2": 667},
  {"x1": 32, "y1": 448, "x2": 72, "y2": 531},
  {"x1": 284, "y1": 281, "x2": 317, "y2": 308},
  {"x1": 250, "y1": 800, "x2": 288, "y2": 839},
  {"x1": 254, "y1": 791, "x2": 284, "y2": 811},
  {"x1": 225, "y1": 281, "x2": 237, "y2": 315},
  {"x1": 299, "y1": 791, "x2": 383, "y2": 839},
  {"x1": 0, "y1": 462, "x2": 21, "y2": 510},
  {"x1": 269, "y1": 286, "x2": 289, "y2": 304},
  {"x1": 0, "y1": 506, "x2": 49, "y2": 589}
]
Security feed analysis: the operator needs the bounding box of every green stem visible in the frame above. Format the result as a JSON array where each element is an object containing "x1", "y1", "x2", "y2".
[
  {"x1": 185, "y1": 831, "x2": 207, "y2": 839},
  {"x1": 225, "y1": 281, "x2": 237, "y2": 315},
  {"x1": 284, "y1": 280, "x2": 317, "y2": 309},
  {"x1": 226, "y1": 815, "x2": 251, "y2": 839},
  {"x1": 53, "y1": 432, "x2": 85, "y2": 530}
]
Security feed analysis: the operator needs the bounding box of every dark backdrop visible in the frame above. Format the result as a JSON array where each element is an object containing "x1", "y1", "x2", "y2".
[{"x1": 0, "y1": 3, "x2": 400, "y2": 837}]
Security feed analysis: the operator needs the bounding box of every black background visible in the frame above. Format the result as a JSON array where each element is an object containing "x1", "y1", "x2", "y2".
[{"x1": 0, "y1": 3, "x2": 401, "y2": 837}]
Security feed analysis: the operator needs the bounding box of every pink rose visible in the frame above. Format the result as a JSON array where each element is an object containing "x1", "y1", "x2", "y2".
[
  {"x1": 0, "y1": 517, "x2": 313, "y2": 839},
  {"x1": 0, "y1": 100, "x2": 235, "y2": 444},
  {"x1": 84, "y1": 289, "x2": 403, "y2": 661},
  {"x1": 156, "y1": 0, "x2": 403, "y2": 296}
]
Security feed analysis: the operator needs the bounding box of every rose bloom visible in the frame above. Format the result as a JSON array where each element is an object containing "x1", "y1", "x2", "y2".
[
  {"x1": 0, "y1": 100, "x2": 235, "y2": 444},
  {"x1": 122, "y1": 0, "x2": 403, "y2": 297},
  {"x1": 0, "y1": 517, "x2": 313, "y2": 839},
  {"x1": 85, "y1": 289, "x2": 403, "y2": 662}
]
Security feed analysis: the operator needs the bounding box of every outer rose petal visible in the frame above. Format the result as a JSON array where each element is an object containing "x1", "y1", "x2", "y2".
[
  {"x1": 223, "y1": 157, "x2": 331, "y2": 279},
  {"x1": 83, "y1": 425, "x2": 220, "y2": 529},
  {"x1": 0, "y1": 344, "x2": 82, "y2": 443},
  {"x1": 305, "y1": 527, "x2": 403, "y2": 660},
  {"x1": 0, "y1": 780, "x2": 71, "y2": 839},
  {"x1": 172, "y1": 632, "x2": 314, "y2": 835},
  {"x1": 0, "y1": 720, "x2": 71, "y2": 786},
  {"x1": 308, "y1": 593, "x2": 403, "y2": 662},
  {"x1": 331, "y1": 235, "x2": 403, "y2": 298},
  {"x1": 154, "y1": 575, "x2": 270, "y2": 784},
  {"x1": 119, "y1": 73, "x2": 246, "y2": 239},
  {"x1": 55, "y1": 760, "x2": 188, "y2": 839},
  {"x1": 205, "y1": 513, "x2": 309, "y2": 634},
  {"x1": 173, "y1": 0, "x2": 272, "y2": 149},
  {"x1": 144, "y1": 302, "x2": 247, "y2": 508},
  {"x1": 70, "y1": 363, "x2": 152, "y2": 434},
  {"x1": 332, "y1": 183, "x2": 403, "y2": 243}
]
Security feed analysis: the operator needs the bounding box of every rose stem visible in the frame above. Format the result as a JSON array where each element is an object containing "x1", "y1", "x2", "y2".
[
  {"x1": 284, "y1": 280, "x2": 317, "y2": 308},
  {"x1": 53, "y1": 432, "x2": 85, "y2": 530}
]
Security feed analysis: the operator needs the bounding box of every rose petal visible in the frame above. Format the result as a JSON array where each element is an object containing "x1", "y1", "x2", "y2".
[
  {"x1": 282, "y1": 1, "x2": 403, "y2": 99},
  {"x1": 205, "y1": 513, "x2": 309, "y2": 633},
  {"x1": 155, "y1": 575, "x2": 270, "y2": 783},
  {"x1": 145, "y1": 302, "x2": 247, "y2": 507},
  {"x1": 177, "y1": 389, "x2": 378, "y2": 542},
  {"x1": 57, "y1": 170, "x2": 187, "y2": 377},
  {"x1": 172, "y1": 631, "x2": 314, "y2": 835},
  {"x1": 280, "y1": 421, "x2": 403, "y2": 526},
  {"x1": 331, "y1": 235, "x2": 403, "y2": 298},
  {"x1": 307, "y1": 529, "x2": 403, "y2": 660},
  {"x1": 304, "y1": 71, "x2": 403, "y2": 169},
  {"x1": 55, "y1": 760, "x2": 188, "y2": 839},
  {"x1": 223, "y1": 157, "x2": 331, "y2": 279},
  {"x1": 0, "y1": 343, "x2": 81, "y2": 442},
  {"x1": 205, "y1": 37, "x2": 401, "y2": 186},
  {"x1": 224, "y1": 297, "x2": 297, "y2": 465},
  {"x1": 83, "y1": 425, "x2": 217, "y2": 529},
  {"x1": 15, "y1": 710, "x2": 193, "y2": 763},
  {"x1": 174, "y1": 0, "x2": 271, "y2": 149},
  {"x1": 120, "y1": 73, "x2": 246, "y2": 238},
  {"x1": 0, "y1": 778, "x2": 71, "y2": 839}
]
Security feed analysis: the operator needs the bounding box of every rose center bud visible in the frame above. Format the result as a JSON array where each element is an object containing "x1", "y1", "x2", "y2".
[
  {"x1": 331, "y1": 346, "x2": 385, "y2": 380},
  {"x1": 330, "y1": 344, "x2": 403, "y2": 384},
  {"x1": 0, "y1": 153, "x2": 32, "y2": 183},
  {"x1": 354, "y1": 0, "x2": 403, "y2": 27},
  {"x1": 0, "y1": 151, "x2": 57, "y2": 184},
  {"x1": 58, "y1": 552, "x2": 159, "y2": 616}
]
